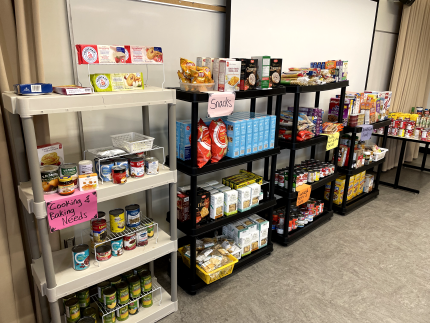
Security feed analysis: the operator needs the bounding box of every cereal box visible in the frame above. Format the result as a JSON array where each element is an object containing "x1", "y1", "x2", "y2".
[{"x1": 37, "y1": 142, "x2": 64, "y2": 166}]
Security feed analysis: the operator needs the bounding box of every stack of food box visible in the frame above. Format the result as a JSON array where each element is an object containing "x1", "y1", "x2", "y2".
[
  {"x1": 222, "y1": 214, "x2": 269, "y2": 259},
  {"x1": 176, "y1": 112, "x2": 276, "y2": 161},
  {"x1": 324, "y1": 171, "x2": 367, "y2": 205},
  {"x1": 285, "y1": 107, "x2": 324, "y2": 136},
  {"x1": 177, "y1": 170, "x2": 263, "y2": 223}
]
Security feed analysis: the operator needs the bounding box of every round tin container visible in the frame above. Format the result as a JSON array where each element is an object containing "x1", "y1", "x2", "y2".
[
  {"x1": 122, "y1": 270, "x2": 135, "y2": 281},
  {"x1": 78, "y1": 160, "x2": 93, "y2": 175},
  {"x1": 109, "y1": 275, "x2": 122, "y2": 287},
  {"x1": 63, "y1": 293, "x2": 76, "y2": 306},
  {"x1": 92, "y1": 219, "x2": 107, "y2": 243},
  {"x1": 129, "y1": 157, "x2": 144, "y2": 178},
  {"x1": 60, "y1": 163, "x2": 78, "y2": 188},
  {"x1": 128, "y1": 275, "x2": 141, "y2": 298},
  {"x1": 82, "y1": 307, "x2": 97, "y2": 322},
  {"x1": 112, "y1": 165, "x2": 127, "y2": 185},
  {"x1": 65, "y1": 297, "x2": 81, "y2": 322},
  {"x1": 141, "y1": 292, "x2": 153, "y2": 308},
  {"x1": 96, "y1": 245, "x2": 111, "y2": 261},
  {"x1": 72, "y1": 244, "x2": 90, "y2": 271},
  {"x1": 116, "y1": 306, "x2": 129, "y2": 321},
  {"x1": 100, "y1": 312, "x2": 115, "y2": 323},
  {"x1": 128, "y1": 300, "x2": 139, "y2": 315},
  {"x1": 98, "y1": 160, "x2": 114, "y2": 182},
  {"x1": 134, "y1": 265, "x2": 148, "y2": 276},
  {"x1": 147, "y1": 218, "x2": 154, "y2": 238},
  {"x1": 139, "y1": 270, "x2": 152, "y2": 292},
  {"x1": 76, "y1": 288, "x2": 90, "y2": 308},
  {"x1": 77, "y1": 318, "x2": 95, "y2": 323},
  {"x1": 144, "y1": 157, "x2": 159, "y2": 175},
  {"x1": 109, "y1": 209, "x2": 125, "y2": 233},
  {"x1": 58, "y1": 176, "x2": 75, "y2": 196},
  {"x1": 111, "y1": 238, "x2": 124, "y2": 257},
  {"x1": 97, "y1": 281, "x2": 111, "y2": 302},
  {"x1": 136, "y1": 229, "x2": 148, "y2": 247},
  {"x1": 116, "y1": 281, "x2": 130, "y2": 305},
  {"x1": 123, "y1": 233, "x2": 136, "y2": 251},
  {"x1": 103, "y1": 287, "x2": 117, "y2": 309},
  {"x1": 125, "y1": 204, "x2": 141, "y2": 228},
  {"x1": 90, "y1": 211, "x2": 106, "y2": 229},
  {"x1": 112, "y1": 157, "x2": 129, "y2": 177},
  {"x1": 41, "y1": 165, "x2": 59, "y2": 194}
]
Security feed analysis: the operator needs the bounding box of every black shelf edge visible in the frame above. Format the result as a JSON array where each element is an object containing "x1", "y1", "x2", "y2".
[
  {"x1": 168, "y1": 198, "x2": 276, "y2": 236},
  {"x1": 373, "y1": 132, "x2": 429, "y2": 144},
  {"x1": 272, "y1": 210, "x2": 333, "y2": 246},
  {"x1": 338, "y1": 158, "x2": 385, "y2": 176},
  {"x1": 279, "y1": 135, "x2": 327, "y2": 150},
  {"x1": 343, "y1": 119, "x2": 391, "y2": 134},
  {"x1": 172, "y1": 87, "x2": 285, "y2": 103},
  {"x1": 177, "y1": 243, "x2": 273, "y2": 295},
  {"x1": 168, "y1": 148, "x2": 280, "y2": 176},
  {"x1": 332, "y1": 189, "x2": 379, "y2": 216},
  {"x1": 274, "y1": 172, "x2": 339, "y2": 200},
  {"x1": 282, "y1": 80, "x2": 349, "y2": 93}
]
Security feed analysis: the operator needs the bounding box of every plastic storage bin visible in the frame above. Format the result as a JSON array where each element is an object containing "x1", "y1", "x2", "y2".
[
  {"x1": 373, "y1": 148, "x2": 389, "y2": 161},
  {"x1": 178, "y1": 246, "x2": 238, "y2": 284},
  {"x1": 111, "y1": 132, "x2": 154, "y2": 153},
  {"x1": 179, "y1": 82, "x2": 215, "y2": 92}
]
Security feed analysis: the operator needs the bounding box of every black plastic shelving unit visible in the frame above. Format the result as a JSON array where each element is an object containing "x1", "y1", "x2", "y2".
[
  {"x1": 172, "y1": 88, "x2": 283, "y2": 295},
  {"x1": 332, "y1": 110, "x2": 390, "y2": 216},
  {"x1": 273, "y1": 81, "x2": 349, "y2": 246}
]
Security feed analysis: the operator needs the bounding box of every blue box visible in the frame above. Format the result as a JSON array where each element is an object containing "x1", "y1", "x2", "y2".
[
  {"x1": 258, "y1": 118, "x2": 265, "y2": 133},
  {"x1": 263, "y1": 130, "x2": 269, "y2": 150},
  {"x1": 14, "y1": 83, "x2": 52, "y2": 95},
  {"x1": 245, "y1": 133, "x2": 253, "y2": 155},
  {"x1": 264, "y1": 116, "x2": 270, "y2": 131},
  {"x1": 252, "y1": 118, "x2": 259, "y2": 133},
  {"x1": 240, "y1": 134, "x2": 246, "y2": 156},
  {"x1": 269, "y1": 115, "x2": 277, "y2": 132},
  {"x1": 258, "y1": 132, "x2": 264, "y2": 151},
  {"x1": 224, "y1": 119, "x2": 241, "y2": 158}
]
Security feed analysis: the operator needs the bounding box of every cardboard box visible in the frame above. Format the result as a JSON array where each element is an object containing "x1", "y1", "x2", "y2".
[
  {"x1": 90, "y1": 73, "x2": 144, "y2": 92},
  {"x1": 78, "y1": 173, "x2": 98, "y2": 191},
  {"x1": 251, "y1": 56, "x2": 271, "y2": 89},
  {"x1": 177, "y1": 192, "x2": 190, "y2": 222},
  {"x1": 37, "y1": 142, "x2": 64, "y2": 166},
  {"x1": 236, "y1": 58, "x2": 258, "y2": 91},
  {"x1": 269, "y1": 58, "x2": 282, "y2": 88},
  {"x1": 242, "y1": 218, "x2": 259, "y2": 252},
  {"x1": 248, "y1": 183, "x2": 261, "y2": 208},
  {"x1": 248, "y1": 214, "x2": 269, "y2": 248},
  {"x1": 218, "y1": 60, "x2": 241, "y2": 92},
  {"x1": 237, "y1": 187, "x2": 252, "y2": 212},
  {"x1": 232, "y1": 222, "x2": 252, "y2": 256},
  {"x1": 213, "y1": 58, "x2": 234, "y2": 90},
  {"x1": 210, "y1": 192, "x2": 224, "y2": 220},
  {"x1": 224, "y1": 190, "x2": 238, "y2": 216}
]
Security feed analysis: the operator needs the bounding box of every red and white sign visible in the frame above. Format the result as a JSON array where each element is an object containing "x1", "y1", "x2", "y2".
[
  {"x1": 207, "y1": 92, "x2": 235, "y2": 118},
  {"x1": 44, "y1": 190, "x2": 98, "y2": 232}
]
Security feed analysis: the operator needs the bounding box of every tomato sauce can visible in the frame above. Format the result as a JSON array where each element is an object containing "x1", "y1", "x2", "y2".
[
  {"x1": 111, "y1": 238, "x2": 124, "y2": 257},
  {"x1": 129, "y1": 157, "x2": 145, "y2": 178},
  {"x1": 124, "y1": 233, "x2": 136, "y2": 250},
  {"x1": 96, "y1": 245, "x2": 111, "y2": 261},
  {"x1": 112, "y1": 165, "x2": 127, "y2": 184},
  {"x1": 125, "y1": 204, "x2": 141, "y2": 228},
  {"x1": 72, "y1": 244, "x2": 90, "y2": 271}
]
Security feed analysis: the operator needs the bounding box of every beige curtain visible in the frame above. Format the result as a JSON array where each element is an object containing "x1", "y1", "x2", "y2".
[
  {"x1": 383, "y1": 0, "x2": 430, "y2": 171},
  {"x1": 0, "y1": 0, "x2": 60, "y2": 322}
]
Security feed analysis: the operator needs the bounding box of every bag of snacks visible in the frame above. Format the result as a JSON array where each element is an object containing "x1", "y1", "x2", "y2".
[
  {"x1": 189, "y1": 119, "x2": 212, "y2": 168},
  {"x1": 180, "y1": 58, "x2": 196, "y2": 79},
  {"x1": 208, "y1": 119, "x2": 227, "y2": 163}
]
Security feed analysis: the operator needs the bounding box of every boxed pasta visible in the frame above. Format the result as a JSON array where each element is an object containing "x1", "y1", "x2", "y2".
[
  {"x1": 232, "y1": 222, "x2": 251, "y2": 256},
  {"x1": 237, "y1": 187, "x2": 252, "y2": 212},
  {"x1": 248, "y1": 214, "x2": 269, "y2": 249},
  {"x1": 223, "y1": 190, "x2": 238, "y2": 216},
  {"x1": 218, "y1": 60, "x2": 241, "y2": 92},
  {"x1": 242, "y1": 218, "x2": 259, "y2": 252},
  {"x1": 248, "y1": 183, "x2": 261, "y2": 207},
  {"x1": 210, "y1": 192, "x2": 224, "y2": 220}
]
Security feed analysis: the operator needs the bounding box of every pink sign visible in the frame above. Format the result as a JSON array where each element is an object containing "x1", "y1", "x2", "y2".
[
  {"x1": 44, "y1": 190, "x2": 98, "y2": 232},
  {"x1": 207, "y1": 92, "x2": 235, "y2": 118}
]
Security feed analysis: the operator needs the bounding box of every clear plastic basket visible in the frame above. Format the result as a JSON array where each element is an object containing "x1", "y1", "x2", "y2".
[
  {"x1": 111, "y1": 132, "x2": 154, "y2": 153},
  {"x1": 373, "y1": 148, "x2": 389, "y2": 161},
  {"x1": 179, "y1": 82, "x2": 215, "y2": 92}
]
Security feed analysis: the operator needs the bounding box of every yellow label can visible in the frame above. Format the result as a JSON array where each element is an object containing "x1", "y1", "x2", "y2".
[{"x1": 109, "y1": 209, "x2": 125, "y2": 233}]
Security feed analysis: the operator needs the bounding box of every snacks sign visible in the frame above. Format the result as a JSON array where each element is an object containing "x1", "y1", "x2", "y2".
[
  {"x1": 44, "y1": 189, "x2": 98, "y2": 232},
  {"x1": 207, "y1": 92, "x2": 235, "y2": 118}
]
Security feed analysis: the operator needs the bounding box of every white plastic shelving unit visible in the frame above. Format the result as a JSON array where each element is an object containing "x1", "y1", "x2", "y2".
[{"x1": 2, "y1": 88, "x2": 178, "y2": 323}]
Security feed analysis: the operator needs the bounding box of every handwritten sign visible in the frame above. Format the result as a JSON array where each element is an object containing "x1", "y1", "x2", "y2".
[
  {"x1": 296, "y1": 184, "x2": 311, "y2": 206},
  {"x1": 359, "y1": 124, "x2": 374, "y2": 141},
  {"x1": 44, "y1": 190, "x2": 98, "y2": 232},
  {"x1": 207, "y1": 92, "x2": 235, "y2": 117},
  {"x1": 322, "y1": 132, "x2": 339, "y2": 151}
]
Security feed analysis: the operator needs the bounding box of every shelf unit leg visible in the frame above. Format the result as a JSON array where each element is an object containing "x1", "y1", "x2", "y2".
[
  {"x1": 421, "y1": 143, "x2": 429, "y2": 171},
  {"x1": 310, "y1": 146, "x2": 316, "y2": 159},
  {"x1": 21, "y1": 117, "x2": 61, "y2": 323},
  {"x1": 77, "y1": 112, "x2": 85, "y2": 159},
  {"x1": 340, "y1": 132, "x2": 356, "y2": 211},
  {"x1": 394, "y1": 139, "x2": 407, "y2": 188},
  {"x1": 247, "y1": 98, "x2": 257, "y2": 172},
  {"x1": 264, "y1": 96, "x2": 273, "y2": 180},
  {"x1": 374, "y1": 125, "x2": 389, "y2": 191}
]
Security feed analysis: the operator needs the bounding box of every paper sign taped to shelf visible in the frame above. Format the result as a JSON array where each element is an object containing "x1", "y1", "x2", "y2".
[
  {"x1": 44, "y1": 190, "x2": 98, "y2": 232},
  {"x1": 207, "y1": 92, "x2": 235, "y2": 117},
  {"x1": 296, "y1": 184, "x2": 311, "y2": 206},
  {"x1": 321, "y1": 132, "x2": 339, "y2": 151},
  {"x1": 359, "y1": 125, "x2": 373, "y2": 141}
]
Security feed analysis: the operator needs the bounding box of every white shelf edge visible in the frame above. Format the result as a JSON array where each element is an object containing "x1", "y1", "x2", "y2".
[
  {"x1": 19, "y1": 168, "x2": 177, "y2": 213},
  {"x1": 32, "y1": 229, "x2": 177, "y2": 301}
]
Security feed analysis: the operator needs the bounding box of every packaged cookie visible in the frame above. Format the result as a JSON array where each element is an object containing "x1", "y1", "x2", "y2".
[
  {"x1": 237, "y1": 187, "x2": 251, "y2": 212},
  {"x1": 210, "y1": 192, "x2": 224, "y2": 220},
  {"x1": 223, "y1": 190, "x2": 238, "y2": 216},
  {"x1": 195, "y1": 189, "x2": 211, "y2": 223}
]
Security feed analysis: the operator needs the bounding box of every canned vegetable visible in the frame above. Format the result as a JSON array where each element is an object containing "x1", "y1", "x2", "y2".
[
  {"x1": 65, "y1": 297, "x2": 81, "y2": 323},
  {"x1": 116, "y1": 281, "x2": 130, "y2": 305}
]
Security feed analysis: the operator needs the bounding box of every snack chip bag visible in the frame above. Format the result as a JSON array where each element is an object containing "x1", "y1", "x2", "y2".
[
  {"x1": 180, "y1": 58, "x2": 196, "y2": 78},
  {"x1": 189, "y1": 119, "x2": 211, "y2": 168},
  {"x1": 177, "y1": 70, "x2": 190, "y2": 83},
  {"x1": 208, "y1": 119, "x2": 227, "y2": 163},
  {"x1": 197, "y1": 66, "x2": 212, "y2": 80},
  {"x1": 190, "y1": 69, "x2": 207, "y2": 84}
]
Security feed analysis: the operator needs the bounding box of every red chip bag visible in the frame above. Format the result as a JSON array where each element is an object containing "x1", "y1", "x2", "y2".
[
  {"x1": 208, "y1": 119, "x2": 227, "y2": 163},
  {"x1": 189, "y1": 119, "x2": 211, "y2": 168}
]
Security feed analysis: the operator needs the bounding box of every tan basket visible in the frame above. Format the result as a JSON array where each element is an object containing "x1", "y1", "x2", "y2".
[{"x1": 111, "y1": 132, "x2": 154, "y2": 153}]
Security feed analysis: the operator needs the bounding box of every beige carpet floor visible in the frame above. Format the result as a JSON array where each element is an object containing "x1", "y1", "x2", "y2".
[{"x1": 156, "y1": 156, "x2": 430, "y2": 323}]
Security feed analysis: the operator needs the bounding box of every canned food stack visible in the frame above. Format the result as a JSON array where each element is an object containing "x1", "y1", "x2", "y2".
[
  {"x1": 382, "y1": 111, "x2": 430, "y2": 140},
  {"x1": 63, "y1": 264, "x2": 155, "y2": 322},
  {"x1": 275, "y1": 160, "x2": 335, "y2": 192}
]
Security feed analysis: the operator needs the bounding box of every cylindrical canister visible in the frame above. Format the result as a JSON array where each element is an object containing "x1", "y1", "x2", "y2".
[{"x1": 72, "y1": 244, "x2": 90, "y2": 271}]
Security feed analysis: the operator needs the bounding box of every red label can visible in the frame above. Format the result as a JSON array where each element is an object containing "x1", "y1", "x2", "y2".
[{"x1": 124, "y1": 233, "x2": 137, "y2": 250}]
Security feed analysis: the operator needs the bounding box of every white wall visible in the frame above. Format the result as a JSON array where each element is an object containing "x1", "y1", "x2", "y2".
[{"x1": 39, "y1": 0, "x2": 402, "y2": 243}]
